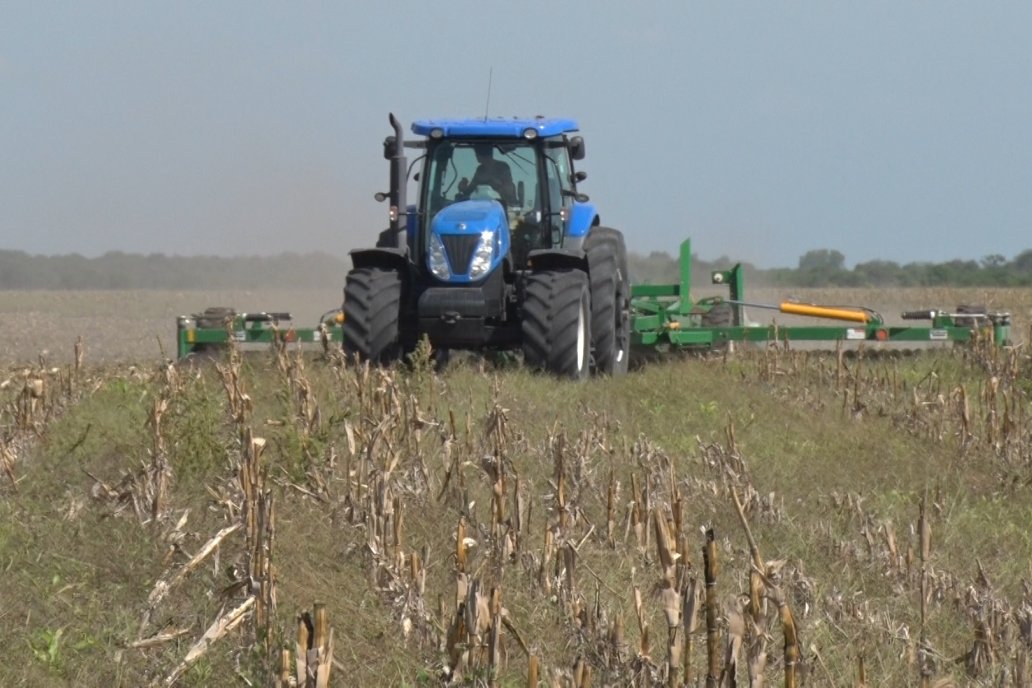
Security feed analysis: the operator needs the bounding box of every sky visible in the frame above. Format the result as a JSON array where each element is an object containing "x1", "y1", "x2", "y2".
[{"x1": 2, "y1": 1, "x2": 1030, "y2": 269}]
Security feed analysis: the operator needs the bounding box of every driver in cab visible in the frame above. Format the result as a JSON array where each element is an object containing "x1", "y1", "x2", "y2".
[{"x1": 458, "y1": 143, "x2": 517, "y2": 205}]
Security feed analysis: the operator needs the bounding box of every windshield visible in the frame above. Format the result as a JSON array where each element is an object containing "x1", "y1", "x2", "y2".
[{"x1": 424, "y1": 141, "x2": 538, "y2": 224}]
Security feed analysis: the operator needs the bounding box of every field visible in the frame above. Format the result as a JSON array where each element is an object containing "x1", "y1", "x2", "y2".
[
  {"x1": 0, "y1": 289, "x2": 345, "y2": 365},
  {"x1": 1, "y1": 288, "x2": 1031, "y2": 687}
]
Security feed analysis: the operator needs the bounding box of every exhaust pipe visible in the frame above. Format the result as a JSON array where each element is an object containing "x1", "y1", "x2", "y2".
[{"x1": 387, "y1": 113, "x2": 407, "y2": 249}]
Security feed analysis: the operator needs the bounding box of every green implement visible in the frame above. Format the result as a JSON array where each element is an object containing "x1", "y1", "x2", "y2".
[
  {"x1": 176, "y1": 308, "x2": 344, "y2": 359},
  {"x1": 630, "y1": 238, "x2": 1012, "y2": 350},
  {"x1": 176, "y1": 238, "x2": 1012, "y2": 362}
]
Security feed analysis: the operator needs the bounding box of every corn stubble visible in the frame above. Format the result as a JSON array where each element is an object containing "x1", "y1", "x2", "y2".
[{"x1": 3, "y1": 322, "x2": 1032, "y2": 686}]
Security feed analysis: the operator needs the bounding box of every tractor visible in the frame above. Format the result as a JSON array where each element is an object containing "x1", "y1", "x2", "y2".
[
  {"x1": 341, "y1": 114, "x2": 630, "y2": 378},
  {"x1": 176, "y1": 117, "x2": 1012, "y2": 361}
]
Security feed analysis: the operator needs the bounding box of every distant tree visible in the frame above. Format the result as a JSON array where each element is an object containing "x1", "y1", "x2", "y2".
[
  {"x1": 797, "y1": 249, "x2": 846, "y2": 273},
  {"x1": 627, "y1": 250, "x2": 678, "y2": 285},
  {"x1": 1, "y1": 244, "x2": 1029, "y2": 290},
  {"x1": 1013, "y1": 249, "x2": 1032, "y2": 274},
  {"x1": 795, "y1": 249, "x2": 848, "y2": 286},
  {"x1": 0, "y1": 250, "x2": 38, "y2": 288},
  {"x1": 853, "y1": 259, "x2": 902, "y2": 285},
  {"x1": 924, "y1": 259, "x2": 981, "y2": 286},
  {"x1": 764, "y1": 267, "x2": 795, "y2": 286},
  {"x1": 897, "y1": 262, "x2": 929, "y2": 286}
]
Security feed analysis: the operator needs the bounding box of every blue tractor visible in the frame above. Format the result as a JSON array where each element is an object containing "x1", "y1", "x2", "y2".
[{"x1": 342, "y1": 114, "x2": 630, "y2": 378}]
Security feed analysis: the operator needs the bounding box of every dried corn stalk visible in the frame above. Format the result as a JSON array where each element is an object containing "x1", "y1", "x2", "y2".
[
  {"x1": 703, "y1": 529, "x2": 720, "y2": 688},
  {"x1": 295, "y1": 604, "x2": 334, "y2": 688}
]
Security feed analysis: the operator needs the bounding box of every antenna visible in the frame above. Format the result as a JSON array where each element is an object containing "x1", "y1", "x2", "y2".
[{"x1": 483, "y1": 67, "x2": 493, "y2": 121}]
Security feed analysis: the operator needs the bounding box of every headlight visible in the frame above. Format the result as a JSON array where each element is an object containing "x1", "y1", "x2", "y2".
[
  {"x1": 428, "y1": 233, "x2": 451, "y2": 280},
  {"x1": 468, "y1": 230, "x2": 496, "y2": 280}
]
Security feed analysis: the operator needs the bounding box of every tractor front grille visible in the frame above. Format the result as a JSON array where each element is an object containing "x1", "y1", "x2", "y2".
[{"x1": 441, "y1": 234, "x2": 479, "y2": 275}]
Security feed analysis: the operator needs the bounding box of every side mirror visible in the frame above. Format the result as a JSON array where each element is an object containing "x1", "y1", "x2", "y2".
[
  {"x1": 383, "y1": 135, "x2": 398, "y2": 160},
  {"x1": 573, "y1": 170, "x2": 587, "y2": 184},
  {"x1": 569, "y1": 136, "x2": 585, "y2": 161}
]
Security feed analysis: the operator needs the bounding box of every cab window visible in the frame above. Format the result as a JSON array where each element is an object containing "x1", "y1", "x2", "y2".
[{"x1": 424, "y1": 141, "x2": 538, "y2": 223}]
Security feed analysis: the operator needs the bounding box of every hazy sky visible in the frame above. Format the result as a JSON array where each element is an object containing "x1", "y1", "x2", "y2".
[{"x1": 2, "y1": 2, "x2": 1030, "y2": 268}]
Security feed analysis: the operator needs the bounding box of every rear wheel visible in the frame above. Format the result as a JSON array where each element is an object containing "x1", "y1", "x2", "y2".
[
  {"x1": 342, "y1": 267, "x2": 403, "y2": 364},
  {"x1": 583, "y1": 227, "x2": 630, "y2": 375},
  {"x1": 522, "y1": 269, "x2": 591, "y2": 380}
]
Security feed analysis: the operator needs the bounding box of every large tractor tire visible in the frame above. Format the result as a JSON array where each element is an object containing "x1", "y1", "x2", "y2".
[
  {"x1": 522, "y1": 269, "x2": 591, "y2": 380},
  {"x1": 583, "y1": 227, "x2": 630, "y2": 375},
  {"x1": 342, "y1": 267, "x2": 403, "y2": 364}
]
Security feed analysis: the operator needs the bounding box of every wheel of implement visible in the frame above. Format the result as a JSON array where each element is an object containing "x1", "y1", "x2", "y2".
[
  {"x1": 954, "y1": 304, "x2": 987, "y2": 329},
  {"x1": 184, "y1": 306, "x2": 236, "y2": 356},
  {"x1": 701, "y1": 301, "x2": 733, "y2": 327},
  {"x1": 522, "y1": 269, "x2": 591, "y2": 380},
  {"x1": 196, "y1": 306, "x2": 236, "y2": 329},
  {"x1": 342, "y1": 267, "x2": 403, "y2": 364},
  {"x1": 701, "y1": 301, "x2": 734, "y2": 353},
  {"x1": 583, "y1": 227, "x2": 630, "y2": 375}
]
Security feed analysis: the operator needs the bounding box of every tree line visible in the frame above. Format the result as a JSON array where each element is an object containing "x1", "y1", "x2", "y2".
[
  {"x1": 0, "y1": 250, "x2": 347, "y2": 289},
  {"x1": 630, "y1": 247, "x2": 1032, "y2": 288},
  {"x1": 0, "y1": 245, "x2": 1029, "y2": 289}
]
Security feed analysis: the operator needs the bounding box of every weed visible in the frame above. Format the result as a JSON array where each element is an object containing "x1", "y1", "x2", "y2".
[
  {"x1": 29, "y1": 626, "x2": 64, "y2": 669},
  {"x1": 167, "y1": 374, "x2": 229, "y2": 480}
]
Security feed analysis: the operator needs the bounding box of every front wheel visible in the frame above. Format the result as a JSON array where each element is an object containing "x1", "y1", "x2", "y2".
[
  {"x1": 521, "y1": 269, "x2": 591, "y2": 380},
  {"x1": 342, "y1": 267, "x2": 403, "y2": 364}
]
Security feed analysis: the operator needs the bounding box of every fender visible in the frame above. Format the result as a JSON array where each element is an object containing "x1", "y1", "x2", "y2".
[
  {"x1": 526, "y1": 247, "x2": 588, "y2": 274},
  {"x1": 350, "y1": 247, "x2": 409, "y2": 274},
  {"x1": 566, "y1": 201, "x2": 599, "y2": 239}
]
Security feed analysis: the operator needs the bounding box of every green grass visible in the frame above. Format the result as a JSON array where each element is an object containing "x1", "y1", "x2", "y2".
[{"x1": 1, "y1": 344, "x2": 1030, "y2": 685}]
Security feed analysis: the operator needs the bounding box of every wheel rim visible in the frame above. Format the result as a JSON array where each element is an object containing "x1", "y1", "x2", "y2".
[
  {"x1": 576, "y1": 296, "x2": 587, "y2": 372},
  {"x1": 616, "y1": 281, "x2": 629, "y2": 364}
]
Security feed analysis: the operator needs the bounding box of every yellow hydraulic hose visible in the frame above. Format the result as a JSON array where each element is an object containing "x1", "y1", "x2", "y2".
[{"x1": 779, "y1": 302, "x2": 871, "y2": 323}]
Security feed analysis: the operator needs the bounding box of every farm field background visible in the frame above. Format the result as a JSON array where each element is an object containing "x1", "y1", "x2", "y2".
[
  {"x1": 1, "y1": 287, "x2": 1030, "y2": 364},
  {"x1": 0, "y1": 289, "x2": 344, "y2": 365},
  {"x1": 1, "y1": 286, "x2": 1031, "y2": 686}
]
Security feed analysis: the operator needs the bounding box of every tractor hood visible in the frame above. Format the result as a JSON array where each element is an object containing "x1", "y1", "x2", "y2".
[
  {"x1": 431, "y1": 200, "x2": 507, "y2": 234},
  {"x1": 427, "y1": 200, "x2": 511, "y2": 283}
]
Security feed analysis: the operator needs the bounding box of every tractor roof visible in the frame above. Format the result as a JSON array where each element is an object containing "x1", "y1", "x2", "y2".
[{"x1": 411, "y1": 117, "x2": 579, "y2": 139}]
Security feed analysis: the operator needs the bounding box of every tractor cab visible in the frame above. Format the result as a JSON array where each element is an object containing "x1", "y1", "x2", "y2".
[{"x1": 406, "y1": 118, "x2": 594, "y2": 276}]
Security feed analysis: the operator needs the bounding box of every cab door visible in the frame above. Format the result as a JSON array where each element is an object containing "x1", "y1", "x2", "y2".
[{"x1": 543, "y1": 138, "x2": 574, "y2": 247}]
